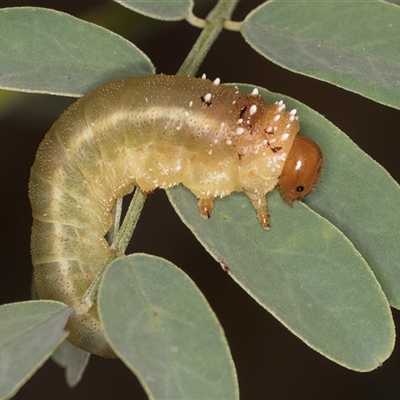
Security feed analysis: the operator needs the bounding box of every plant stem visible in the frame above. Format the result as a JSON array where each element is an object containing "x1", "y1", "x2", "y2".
[
  {"x1": 178, "y1": 0, "x2": 241, "y2": 77},
  {"x1": 111, "y1": 188, "x2": 147, "y2": 254}
]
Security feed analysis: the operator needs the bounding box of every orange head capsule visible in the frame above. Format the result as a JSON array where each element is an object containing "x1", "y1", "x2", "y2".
[{"x1": 279, "y1": 136, "x2": 323, "y2": 205}]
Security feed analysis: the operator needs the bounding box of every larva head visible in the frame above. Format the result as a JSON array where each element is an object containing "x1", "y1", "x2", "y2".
[{"x1": 279, "y1": 136, "x2": 323, "y2": 205}]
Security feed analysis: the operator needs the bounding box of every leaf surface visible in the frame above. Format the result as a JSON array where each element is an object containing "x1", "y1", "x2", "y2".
[
  {"x1": 167, "y1": 84, "x2": 398, "y2": 371},
  {"x1": 0, "y1": 301, "x2": 72, "y2": 399},
  {"x1": 242, "y1": 0, "x2": 400, "y2": 109},
  {"x1": 99, "y1": 254, "x2": 239, "y2": 399},
  {"x1": 0, "y1": 7, "x2": 154, "y2": 96},
  {"x1": 51, "y1": 340, "x2": 90, "y2": 388},
  {"x1": 114, "y1": 0, "x2": 193, "y2": 20}
]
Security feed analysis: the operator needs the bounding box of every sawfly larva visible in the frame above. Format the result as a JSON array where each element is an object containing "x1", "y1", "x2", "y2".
[{"x1": 29, "y1": 74, "x2": 323, "y2": 357}]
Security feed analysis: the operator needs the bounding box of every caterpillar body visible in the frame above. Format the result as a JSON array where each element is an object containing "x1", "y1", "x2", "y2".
[{"x1": 29, "y1": 74, "x2": 322, "y2": 358}]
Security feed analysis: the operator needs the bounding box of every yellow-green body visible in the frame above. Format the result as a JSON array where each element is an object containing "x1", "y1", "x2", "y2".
[{"x1": 29, "y1": 75, "x2": 299, "y2": 357}]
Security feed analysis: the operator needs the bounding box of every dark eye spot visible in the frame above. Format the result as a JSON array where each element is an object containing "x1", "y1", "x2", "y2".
[{"x1": 296, "y1": 186, "x2": 305, "y2": 192}]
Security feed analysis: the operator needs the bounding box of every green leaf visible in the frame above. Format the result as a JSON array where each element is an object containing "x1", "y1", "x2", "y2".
[
  {"x1": 51, "y1": 340, "x2": 90, "y2": 388},
  {"x1": 0, "y1": 7, "x2": 154, "y2": 97},
  {"x1": 287, "y1": 95, "x2": 400, "y2": 309},
  {"x1": 0, "y1": 301, "x2": 72, "y2": 399},
  {"x1": 168, "y1": 187, "x2": 394, "y2": 371},
  {"x1": 113, "y1": 0, "x2": 194, "y2": 21},
  {"x1": 247, "y1": 85, "x2": 400, "y2": 309},
  {"x1": 241, "y1": 0, "x2": 400, "y2": 110},
  {"x1": 98, "y1": 254, "x2": 239, "y2": 399},
  {"x1": 167, "y1": 84, "x2": 397, "y2": 372}
]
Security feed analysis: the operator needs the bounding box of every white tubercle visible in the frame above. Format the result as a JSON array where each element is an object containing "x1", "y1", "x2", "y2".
[
  {"x1": 281, "y1": 133, "x2": 290, "y2": 141},
  {"x1": 204, "y1": 93, "x2": 212, "y2": 103}
]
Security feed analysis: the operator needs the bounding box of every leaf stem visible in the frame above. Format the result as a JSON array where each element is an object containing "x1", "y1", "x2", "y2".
[
  {"x1": 186, "y1": 9, "x2": 207, "y2": 28},
  {"x1": 223, "y1": 19, "x2": 243, "y2": 32}
]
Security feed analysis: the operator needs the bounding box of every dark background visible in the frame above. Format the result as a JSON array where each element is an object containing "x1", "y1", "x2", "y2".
[{"x1": 1, "y1": 1, "x2": 400, "y2": 399}]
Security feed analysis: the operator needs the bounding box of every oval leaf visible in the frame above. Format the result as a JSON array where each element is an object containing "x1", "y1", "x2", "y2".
[
  {"x1": 51, "y1": 340, "x2": 90, "y2": 388},
  {"x1": 242, "y1": 0, "x2": 400, "y2": 110},
  {"x1": 0, "y1": 7, "x2": 155, "y2": 96},
  {"x1": 167, "y1": 84, "x2": 396, "y2": 371},
  {"x1": 114, "y1": 0, "x2": 193, "y2": 21},
  {"x1": 168, "y1": 187, "x2": 394, "y2": 372},
  {"x1": 239, "y1": 85, "x2": 400, "y2": 309},
  {"x1": 98, "y1": 254, "x2": 239, "y2": 399},
  {"x1": 0, "y1": 301, "x2": 72, "y2": 399}
]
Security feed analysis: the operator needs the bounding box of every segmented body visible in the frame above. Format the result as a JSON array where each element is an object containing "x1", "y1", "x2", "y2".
[{"x1": 29, "y1": 74, "x2": 301, "y2": 357}]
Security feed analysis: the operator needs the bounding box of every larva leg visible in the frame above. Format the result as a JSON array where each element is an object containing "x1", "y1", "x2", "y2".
[
  {"x1": 198, "y1": 197, "x2": 214, "y2": 219},
  {"x1": 246, "y1": 193, "x2": 270, "y2": 230}
]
